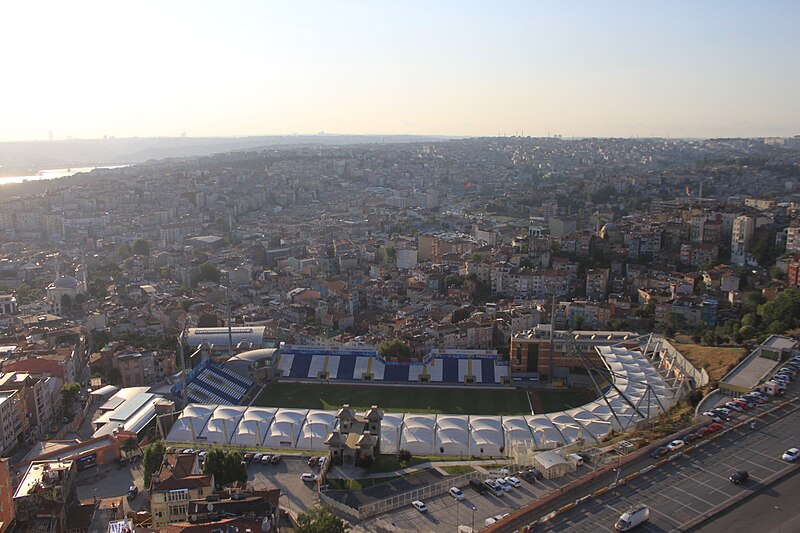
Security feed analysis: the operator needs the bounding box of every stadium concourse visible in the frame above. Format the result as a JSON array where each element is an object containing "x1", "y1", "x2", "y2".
[{"x1": 166, "y1": 340, "x2": 696, "y2": 458}]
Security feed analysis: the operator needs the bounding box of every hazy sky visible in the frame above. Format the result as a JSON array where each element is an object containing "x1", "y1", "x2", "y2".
[{"x1": 1, "y1": 1, "x2": 798, "y2": 141}]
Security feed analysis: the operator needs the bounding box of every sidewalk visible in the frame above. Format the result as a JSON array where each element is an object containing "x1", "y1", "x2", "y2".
[{"x1": 329, "y1": 458, "x2": 511, "y2": 480}]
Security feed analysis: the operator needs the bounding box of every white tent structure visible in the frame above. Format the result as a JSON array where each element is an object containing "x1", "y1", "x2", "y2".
[
  {"x1": 399, "y1": 414, "x2": 437, "y2": 455},
  {"x1": 231, "y1": 407, "x2": 277, "y2": 446},
  {"x1": 435, "y1": 415, "x2": 470, "y2": 456},
  {"x1": 526, "y1": 414, "x2": 566, "y2": 449},
  {"x1": 502, "y1": 415, "x2": 535, "y2": 447},
  {"x1": 264, "y1": 408, "x2": 308, "y2": 448},
  {"x1": 469, "y1": 416, "x2": 505, "y2": 457},
  {"x1": 167, "y1": 404, "x2": 216, "y2": 442},
  {"x1": 296, "y1": 410, "x2": 338, "y2": 451},
  {"x1": 380, "y1": 413, "x2": 405, "y2": 455},
  {"x1": 200, "y1": 405, "x2": 247, "y2": 444}
]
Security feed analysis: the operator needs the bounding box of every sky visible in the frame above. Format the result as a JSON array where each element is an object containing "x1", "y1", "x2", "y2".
[{"x1": 1, "y1": 0, "x2": 798, "y2": 142}]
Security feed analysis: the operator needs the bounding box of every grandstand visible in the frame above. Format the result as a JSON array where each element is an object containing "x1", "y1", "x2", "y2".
[
  {"x1": 171, "y1": 359, "x2": 255, "y2": 406},
  {"x1": 165, "y1": 335, "x2": 699, "y2": 458},
  {"x1": 275, "y1": 345, "x2": 511, "y2": 385}
]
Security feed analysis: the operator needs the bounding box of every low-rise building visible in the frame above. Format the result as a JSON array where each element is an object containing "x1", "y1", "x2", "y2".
[
  {"x1": 13, "y1": 460, "x2": 77, "y2": 533},
  {"x1": 150, "y1": 453, "x2": 213, "y2": 526}
]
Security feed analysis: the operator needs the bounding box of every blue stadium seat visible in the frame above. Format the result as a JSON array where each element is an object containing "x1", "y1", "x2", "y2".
[
  {"x1": 481, "y1": 359, "x2": 495, "y2": 384},
  {"x1": 289, "y1": 353, "x2": 313, "y2": 378},
  {"x1": 336, "y1": 355, "x2": 358, "y2": 380},
  {"x1": 442, "y1": 359, "x2": 459, "y2": 383},
  {"x1": 383, "y1": 364, "x2": 410, "y2": 382}
]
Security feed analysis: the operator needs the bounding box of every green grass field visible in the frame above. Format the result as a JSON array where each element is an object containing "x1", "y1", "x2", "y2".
[
  {"x1": 535, "y1": 390, "x2": 599, "y2": 413},
  {"x1": 255, "y1": 382, "x2": 532, "y2": 415}
]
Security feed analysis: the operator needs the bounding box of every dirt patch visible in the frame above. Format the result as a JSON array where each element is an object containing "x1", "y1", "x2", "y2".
[{"x1": 672, "y1": 336, "x2": 746, "y2": 381}]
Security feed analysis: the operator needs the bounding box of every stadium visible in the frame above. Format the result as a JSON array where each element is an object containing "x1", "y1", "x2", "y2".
[{"x1": 164, "y1": 331, "x2": 707, "y2": 458}]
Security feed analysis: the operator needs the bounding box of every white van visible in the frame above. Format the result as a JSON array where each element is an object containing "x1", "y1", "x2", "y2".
[
  {"x1": 615, "y1": 505, "x2": 649, "y2": 531},
  {"x1": 568, "y1": 453, "x2": 585, "y2": 466}
]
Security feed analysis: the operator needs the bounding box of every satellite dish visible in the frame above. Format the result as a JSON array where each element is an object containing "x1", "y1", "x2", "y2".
[{"x1": 207, "y1": 503, "x2": 214, "y2": 512}]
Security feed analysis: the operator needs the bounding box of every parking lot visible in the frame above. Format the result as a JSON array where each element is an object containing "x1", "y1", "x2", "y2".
[
  {"x1": 359, "y1": 464, "x2": 596, "y2": 531},
  {"x1": 247, "y1": 454, "x2": 322, "y2": 514}
]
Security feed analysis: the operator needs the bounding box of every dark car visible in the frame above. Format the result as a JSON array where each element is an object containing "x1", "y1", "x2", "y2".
[
  {"x1": 470, "y1": 478, "x2": 489, "y2": 494},
  {"x1": 271, "y1": 454, "x2": 282, "y2": 464},
  {"x1": 650, "y1": 446, "x2": 668, "y2": 459},
  {"x1": 729, "y1": 470, "x2": 749, "y2": 485},
  {"x1": 683, "y1": 433, "x2": 700, "y2": 444},
  {"x1": 527, "y1": 468, "x2": 544, "y2": 480}
]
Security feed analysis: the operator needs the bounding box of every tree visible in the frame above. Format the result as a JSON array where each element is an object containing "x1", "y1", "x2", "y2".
[
  {"x1": 132, "y1": 239, "x2": 150, "y2": 256},
  {"x1": 197, "y1": 262, "x2": 221, "y2": 284},
  {"x1": 384, "y1": 246, "x2": 397, "y2": 266},
  {"x1": 60, "y1": 382, "x2": 81, "y2": 418},
  {"x1": 202, "y1": 449, "x2": 247, "y2": 486},
  {"x1": 60, "y1": 294, "x2": 72, "y2": 311},
  {"x1": 377, "y1": 338, "x2": 411, "y2": 358},
  {"x1": 296, "y1": 505, "x2": 349, "y2": 533},
  {"x1": 143, "y1": 440, "x2": 166, "y2": 487},
  {"x1": 122, "y1": 437, "x2": 140, "y2": 457},
  {"x1": 74, "y1": 293, "x2": 86, "y2": 308},
  {"x1": 397, "y1": 449, "x2": 412, "y2": 463}
]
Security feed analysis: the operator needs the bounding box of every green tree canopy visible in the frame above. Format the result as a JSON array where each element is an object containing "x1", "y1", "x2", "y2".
[
  {"x1": 377, "y1": 338, "x2": 411, "y2": 358},
  {"x1": 60, "y1": 382, "x2": 81, "y2": 417},
  {"x1": 202, "y1": 449, "x2": 247, "y2": 486},
  {"x1": 132, "y1": 239, "x2": 150, "y2": 256},
  {"x1": 296, "y1": 505, "x2": 350, "y2": 533},
  {"x1": 143, "y1": 440, "x2": 166, "y2": 487},
  {"x1": 197, "y1": 262, "x2": 221, "y2": 284},
  {"x1": 60, "y1": 294, "x2": 72, "y2": 311}
]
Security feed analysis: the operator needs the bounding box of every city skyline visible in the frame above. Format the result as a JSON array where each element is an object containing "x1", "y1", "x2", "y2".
[{"x1": 1, "y1": 1, "x2": 799, "y2": 142}]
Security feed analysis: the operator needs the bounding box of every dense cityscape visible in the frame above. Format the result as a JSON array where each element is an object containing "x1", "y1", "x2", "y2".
[{"x1": 0, "y1": 135, "x2": 800, "y2": 532}]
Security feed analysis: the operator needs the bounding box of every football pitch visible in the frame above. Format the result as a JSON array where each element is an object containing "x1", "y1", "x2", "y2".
[
  {"x1": 255, "y1": 382, "x2": 531, "y2": 415},
  {"x1": 254, "y1": 382, "x2": 595, "y2": 415}
]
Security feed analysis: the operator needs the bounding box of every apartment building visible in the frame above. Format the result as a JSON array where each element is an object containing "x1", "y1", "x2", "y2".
[
  {"x1": 0, "y1": 390, "x2": 22, "y2": 455},
  {"x1": 150, "y1": 453, "x2": 213, "y2": 526}
]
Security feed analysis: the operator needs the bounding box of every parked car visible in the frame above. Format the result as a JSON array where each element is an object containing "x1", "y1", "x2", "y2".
[
  {"x1": 126, "y1": 485, "x2": 138, "y2": 500},
  {"x1": 527, "y1": 468, "x2": 544, "y2": 480},
  {"x1": 318, "y1": 457, "x2": 327, "y2": 470},
  {"x1": 271, "y1": 454, "x2": 282, "y2": 464},
  {"x1": 198, "y1": 451, "x2": 207, "y2": 461},
  {"x1": 252, "y1": 453, "x2": 263, "y2": 463},
  {"x1": 702, "y1": 412, "x2": 722, "y2": 422},
  {"x1": 470, "y1": 478, "x2": 489, "y2": 494},
  {"x1": 261, "y1": 455, "x2": 272, "y2": 464},
  {"x1": 782, "y1": 448, "x2": 800, "y2": 462},
  {"x1": 521, "y1": 470, "x2": 537, "y2": 483},
  {"x1": 650, "y1": 446, "x2": 668, "y2": 459},
  {"x1": 449, "y1": 487, "x2": 465, "y2": 500},
  {"x1": 412, "y1": 500, "x2": 428, "y2": 512},
  {"x1": 301, "y1": 473, "x2": 319, "y2": 482},
  {"x1": 666, "y1": 440, "x2": 685, "y2": 451},
  {"x1": 729, "y1": 470, "x2": 749, "y2": 485},
  {"x1": 243, "y1": 453, "x2": 254, "y2": 462},
  {"x1": 707, "y1": 423, "x2": 723, "y2": 432},
  {"x1": 683, "y1": 433, "x2": 700, "y2": 444},
  {"x1": 483, "y1": 479, "x2": 504, "y2": 496},
  {"x1": 725, "y1": 402, "x2": 744, "y2": 412},
  {"x1": 506, "y1": 476, "x2": 522, "y2": 487},
  {"x1": 714, "y1": 407, "x2": 732, "y2": 416},
  {"x1": 496, "y1": 478, "x2": 513, "y2": 491}
]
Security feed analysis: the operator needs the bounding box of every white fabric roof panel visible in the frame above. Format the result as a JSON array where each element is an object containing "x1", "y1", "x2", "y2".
[
  {"x1": 469, "y1": 416, "x2": 504, "y2": 457},
  {"x1": 434, "y1": 415, "x2": 470, "y2": 456},
  {"x1": 231, "y1": 407, "x2": 277, "y2": 446},
  {"x1": 502, "y1": 415, "x2": 535, "y2": 446},
  {"x1": 263, "y1": 408, "x2": 309, "y2": 448},
  {"x1": 166, "y1": 404, "x2": 215, "y2": 442},
  {"x1": 296, "y1": 410, "x2": 338, "y2": 450},
  {"x1": 380, "y1": 413, "x2": 405, "y2": 455},
  {"x1": 525, "y1": 415, "x2": 566, "y2": 449},
  {"x1": 200, "y1": 405, "x2": 247, "y2": 443},
  {"x1": 400, "y1": 414, "x2": 437, "y2": 455}
]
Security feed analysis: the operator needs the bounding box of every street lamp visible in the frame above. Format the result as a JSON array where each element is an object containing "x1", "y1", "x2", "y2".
[
  {"x1": 775, "y1": 506, "x2": 783, "y2": 533},
  {"x1": 472, "y1": 506, "x2": 477, "y2": 531}
]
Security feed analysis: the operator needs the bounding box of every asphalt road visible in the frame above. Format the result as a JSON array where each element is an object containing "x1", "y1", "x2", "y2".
[
  {"x1": 688, "y1": 468, "x2": 800, "y2": 533},
  {"x1": 537, "y1": 393, "x2": 800, "y2": 532}
]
